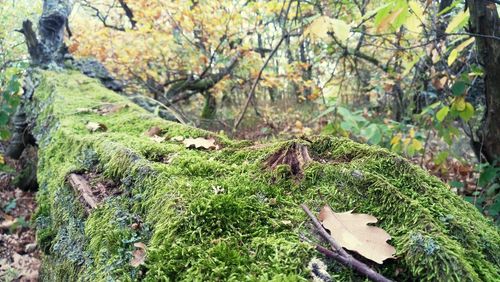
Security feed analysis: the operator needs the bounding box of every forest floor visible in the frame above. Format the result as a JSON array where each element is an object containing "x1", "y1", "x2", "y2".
[{"x1": 0, "y1": 156, "x2": 40, "y2": 281}]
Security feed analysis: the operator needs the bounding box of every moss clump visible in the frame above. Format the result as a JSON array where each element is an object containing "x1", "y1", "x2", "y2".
[{"x1": 32, "y1": 70, "x2": 499, "y2": 281}]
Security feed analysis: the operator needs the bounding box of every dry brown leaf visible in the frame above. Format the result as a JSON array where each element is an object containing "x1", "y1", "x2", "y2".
[
  {"x1": 171, "y1": 136, "x2": 184, "y2": 142},
  {"x1": 319, "y1": 205, "x2": 396, "y2": 264},
  {"x1": 86, "y1": 122, "x2": 107, "y2": 132},
  {"x1": 0, "y1": 218, "x2": 16, "y2": 230},
  {"x1": 130, "y1": 242, "x2": 147, "y2": 267},
  {"x1": 98, "y1": 104, "x2": 128, "y2": 115},
  {"x1": 150, "y1": 135, "x2": 166, "y2": 143},
  {"x1": 145, "y1": 126, "x2": 163, "y2": 137},
  {"x1": 183, "y1": 137, "x2": 219, "y2": 150},
  {"x1": 76, "y1": 108, "x2": 93, "y2": 114},
  {"x1": 4, "y1": 253, "x2": 41, "y2": 280}
]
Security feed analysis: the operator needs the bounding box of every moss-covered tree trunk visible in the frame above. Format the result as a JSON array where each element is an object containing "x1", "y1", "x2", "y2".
[
  {"x1": 26, "y1": 70, "x2": 499, "y2": 281},
  {"x1": 201, "y1": 92, "x2": 217, "y2": 119}
]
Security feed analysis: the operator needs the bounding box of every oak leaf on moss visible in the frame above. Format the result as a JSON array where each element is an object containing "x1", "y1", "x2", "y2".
[{"x1": 319, "y1": 205, "x2": 396, "y2": 264}]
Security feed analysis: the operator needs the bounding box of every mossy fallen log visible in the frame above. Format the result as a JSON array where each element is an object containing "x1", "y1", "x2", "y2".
[{"x1": 29, "y1": 70, "x2": 499, "y2": 281}]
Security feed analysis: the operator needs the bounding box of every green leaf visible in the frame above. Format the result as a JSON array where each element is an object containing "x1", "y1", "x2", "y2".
[
  {"x1": 479, "y1": 166, "x2": 498, "y2": 187},
  {"x1": 362, "y1": 124, "x2": 382, "y2": 144},
  {"x1": 459, "y1": 102, "x2": 475, "y2": 121},
  {"x1": 337, "y1": 107, "x2": 352, "y2": 119},
  {"x1": 452, "y1": 97, "x2": 466, "y2": 112},
  {"x1": 487, "y1": 196, "x2": 500, "y2": 217},
  {"x1": 437, "y1": 0, "x2": 460, "y2": 16},
  {"x1": 434, "y1": 151, "x2": 449, "y2": 165},
  {"x1": 436, "y1": 106, "x2": 449, "y2": 122},
  {"x1": 449, "y1": 180, "x2": 464, "y2": 188},
  {"x1": 451, "y1": 81, "x2": 467, "y2": 96},
  {"x1": 0, "y1": 112, "x2": 9, "y2": 125},
  {"x1": 7, "y1": 77, "x2": 20, "y2": 94},
  {"x1": 447, "y1": 49, "x2": 458, "y2": 66},
  {"x1": 313, "y1": 106, "x2": 337, "y2": 121},
  {"x1": 448, "y1": 37, "x2": 474, "y2": 66},
  {"x1": 0, "y1": 129, "x2": 10, "y2": 140},
  {"x1": 445, "y1": 10, "x2": 469, "y2": 33}
]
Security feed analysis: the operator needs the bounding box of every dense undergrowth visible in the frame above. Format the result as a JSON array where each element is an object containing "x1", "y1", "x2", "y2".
[{"x1": 32, "y1": 70, "x2": 499, "y2": 281}]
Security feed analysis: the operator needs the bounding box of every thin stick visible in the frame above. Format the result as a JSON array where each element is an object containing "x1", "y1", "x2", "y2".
[
  {"x1": 233, "y1": 35, "x2": 286, "y2": 130},
  {"x1": 316, "y1": 245, "x2": 393, "y2": 282},
  {"x1": 68, "y1": 173, "x2": 98, "y2": 209},
  {"x1": 300, "y1": 204, "x2": 349, "y2": 257},
  {"x1": 301, "y1": 204, "x2": 393, "y2": 282}
]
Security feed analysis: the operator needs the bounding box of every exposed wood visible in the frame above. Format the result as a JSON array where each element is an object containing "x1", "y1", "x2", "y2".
[
  {"x1": 265, "y1": 142, "x2": 312, "y2": 177},
  {"x1": 68, "y1": 173, "x2": 98, "y2": 209}
]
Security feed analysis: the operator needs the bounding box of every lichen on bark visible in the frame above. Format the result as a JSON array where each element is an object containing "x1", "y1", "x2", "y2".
[{"x1": 30, "y1": 70, "x2": 499, "y2": 281}]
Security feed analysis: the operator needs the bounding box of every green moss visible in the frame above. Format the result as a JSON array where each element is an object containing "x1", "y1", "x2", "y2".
[{"x1": 32, "y1": 70, "x2": 500, "y2": 281}]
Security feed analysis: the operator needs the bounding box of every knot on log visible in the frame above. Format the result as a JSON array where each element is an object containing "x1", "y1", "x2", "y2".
[{"x1": 265, "y1": 142, "x2": 312, "y2": 177}]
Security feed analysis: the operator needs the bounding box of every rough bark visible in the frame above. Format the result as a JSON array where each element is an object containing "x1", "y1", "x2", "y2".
[
  {"x1": 468, "y1": 0, "x2": 500, "y2": 164},
  {"x1": 6, "y1": 0, "x2": 72, "y2": 160},
  {"x1": 201, "y1": 92, "x2": 217, "y2": 119},
  {"x1": 22, "y1": 0, "x2": 72, "y2": 67}
]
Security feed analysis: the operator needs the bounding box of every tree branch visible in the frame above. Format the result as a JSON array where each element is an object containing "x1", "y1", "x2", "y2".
[
  {"x1": 165, "y1": 52, "x2": 241, "y2": 99},
  {"x1": 117, "y1": 0, "x2": 137, "y2": 29},
  {"x1": 301, "y1": 204, "x2": 393, "y2": 282},
  {"x1": 233, "y1": 35, "x2": 286, "y2": 130}
]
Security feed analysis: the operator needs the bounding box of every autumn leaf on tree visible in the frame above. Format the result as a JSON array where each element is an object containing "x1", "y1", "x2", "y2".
[{"x1": 318, "y1": 205, "x2": 396, "y2": 264}]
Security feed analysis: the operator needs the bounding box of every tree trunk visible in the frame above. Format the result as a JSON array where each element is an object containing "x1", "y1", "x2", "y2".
[
  {"x1": 24, "y1": 0, "x2": 72, "y2": 66},
  {"x1": 6, "y1": 0, "x2": 72, "y2": 159},
  {"x1": 468, "y1": 0, "x2": 500, "y2": 164},
  {"x1": 201, "y1": 92, "x2": 217, "y2": 119}
]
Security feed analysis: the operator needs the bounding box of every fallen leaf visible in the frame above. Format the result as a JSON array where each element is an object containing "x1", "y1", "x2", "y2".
[
  {"x1": 8, "y1": 253, "x2": 40, "y2": 280},
  {"x1": 145, "y1": 126, "x2": 163, "y2": 137},
  {"x1": 318, "y1": 205, "x2": 396, "y2": 264},
  {"x1": 130, "y1": 242, "x2": 147, "y2": 267},
  {"x1": 86, "y1": 122, "x2": 107, "y2": 132},
  {"x1": 98, "y1": 104, "x2": 128, "y2": 115},
  {"x1": 171, "y1": 136, "x2": 184, "y2": 142},
  {"x1": 212, "y1": 185, "x2": 224, "y2": 194},
  {"x1": 0, "y1": 218, "x2": 16, "y2": 230},
  {"x1": 183, "y1": 137, "x2": 219, "y2": 150},
  {"x1": 76, "y1": 108, "x2": 93, "y2": 114},
  {"x1": 150, "y1": 135, "x2": 166, "y2": 143}
]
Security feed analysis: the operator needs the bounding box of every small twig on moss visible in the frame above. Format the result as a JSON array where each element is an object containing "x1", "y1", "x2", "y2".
[
  {"x1": 301, "y1": 204, "x2": 393, "y2": 282},
  {"x1": 301, "y1": 204, "x2": 349, "y2": 257},
  {"x1": 69, "y1": 173, "x2": 98, "y2": 210}
]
